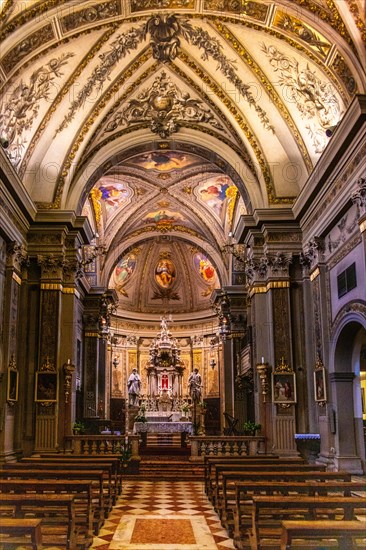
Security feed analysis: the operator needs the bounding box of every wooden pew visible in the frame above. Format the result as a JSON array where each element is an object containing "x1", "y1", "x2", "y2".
[
  {"x1": 0, "y1": 494, "x2": 76, "y2": 549},
  {"x1": 218, "y1": 470, "x2": 352, "y2": 529},
  {"x1": 0, "y1": 468, "x2": 110, "y2": 521},
  {"x1": 232, "y1": 480, "x2": 366, "y2": 547},
  {"x1": 204, "y1": 456, "x2": 304, "y2": 495},
  {"x1": 280, "y1": 520, "x2": 366, "y2": 550},
  {"x1": 249, "y1": 496, "x2": 366, "y2": 550},
  {"x1": 0, "y1": 479, "x2": 96, "y2": 542},
  {"x1": 212, "y1": 464, "x2": 326, "y2": 511},
  {"x1": 26, "y1": 455, "x2": 123, "y2": 496},
  {"x1": 0, "y1": 518, "x2": 43, "y2": 550},
  {"x1": 4, "y1": 461, "x2": 117, "y2": 506}
]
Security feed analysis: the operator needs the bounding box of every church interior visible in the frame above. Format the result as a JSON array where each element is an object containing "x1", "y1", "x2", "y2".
[{"x1": 0, "y1": 0, "x2": 365, "y2": 548}]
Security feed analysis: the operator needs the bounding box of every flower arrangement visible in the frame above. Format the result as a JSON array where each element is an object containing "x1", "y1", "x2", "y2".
[
  {"x1": 119, "y1": 440, "x2": 132, "y2": 466},
  {"x1": 181, "y1": 402, "x2": 190, "y2": 414},
  {"x1": 134, "y1": 407, "x2": 147, "y2": 423}
]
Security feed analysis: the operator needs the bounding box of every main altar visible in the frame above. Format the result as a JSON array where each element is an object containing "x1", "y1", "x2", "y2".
[{"x1": 130, "y1": 318, "x2": 194, "y2": 443}]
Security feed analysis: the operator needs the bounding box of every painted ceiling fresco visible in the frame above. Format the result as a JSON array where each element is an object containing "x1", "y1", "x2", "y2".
[{"x1": 1, "y1": 0, "x2": 365, "y2": 317}]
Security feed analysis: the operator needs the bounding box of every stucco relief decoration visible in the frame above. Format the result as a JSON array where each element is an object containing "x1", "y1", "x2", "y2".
[
  {"x1": 132, "y1": 0, "x2": 194, "y2": 11},
  {"x1": 111, "y1": 250, "x2": 138, "y2": 297},
  {"x1": 351, "y1": 177, "x2": 366, "y2": 217},
  {"x1": 274, "y1": 13, "x2": 331, "y2": 58},
  {"x1": 59, "y1": 14, "x2": 272, "y2": 132},
  {"x1": 104, "y1": 71, "x2": 224, "y2": 138},
  {"x1": 0, "y1": 54, "x2": 74, "y2": 167},
  {"x1": 260, "y1": 43, "x2": 341, "y2": 153},
  {"x1": 204, "y1": 1, "x2": 268, "y2": 21},
  {"x1": 326, "y1": 210, "x2": 360, "y2": 253}
]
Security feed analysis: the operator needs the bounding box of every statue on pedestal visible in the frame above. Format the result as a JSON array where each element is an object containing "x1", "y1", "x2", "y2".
[
  {"x1": 127, "y1": 368, "x2": 141, "y2": 406},
  {"x1": 188, "y1": 368, "x2": 202, "y2": 403}
]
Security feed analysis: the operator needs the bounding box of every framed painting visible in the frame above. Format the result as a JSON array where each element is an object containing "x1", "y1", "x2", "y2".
[
  {"x1": 272, "y1": 371, "x2": 297, "y2": 404},
  {"x1": 314, "y1": 366, "x2": 327, "y2": 403},
  {"x1": 35, "y1": 372, "x2": 58, "y2": 402},
  {"x1": 7, "y1": 368, "x2": 19, "y2": 403}
]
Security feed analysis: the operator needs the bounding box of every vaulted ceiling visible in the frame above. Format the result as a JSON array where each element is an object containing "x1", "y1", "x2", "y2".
[{"x1": 1, "y1": 0, "x2": 365, "y2": 319}]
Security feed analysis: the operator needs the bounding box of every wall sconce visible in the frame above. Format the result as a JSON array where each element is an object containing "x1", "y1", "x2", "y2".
[
  {"x1": 113, "y1": 357, "x2": 120, "y2": 369},
  {"x1": 256, "y1": 358, "x2": 270, "y2": 402},
  {"x1": 209, "y1": 358, "x2": 216, "y2": 370}
]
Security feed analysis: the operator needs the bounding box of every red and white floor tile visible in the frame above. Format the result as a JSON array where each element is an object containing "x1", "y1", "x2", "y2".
[{"x1": 91, "y1": 481, "x2": 235, "y2": 550}]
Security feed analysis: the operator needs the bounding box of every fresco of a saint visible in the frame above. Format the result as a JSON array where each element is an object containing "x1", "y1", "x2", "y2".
[
  {"x1": 112, "y1": 253, "x2": 137, "y2": 295},
  {"x1": 198, "y1": 175, "x2": 236, "y2": 221},
  {"x1": 155, "y1": 258, "x2": 176, "y2": 288},
  {"x1": 194, "y1": 253, "x2": 216, "y2": 283}
]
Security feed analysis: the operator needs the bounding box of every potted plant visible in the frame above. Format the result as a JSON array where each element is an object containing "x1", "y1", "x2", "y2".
[
  {"x1": 72, "y1": 420, "x2": 86, "y2": 435},
  {"x1": 243, "y1": 420, "x2": 261, "y2": 436}
]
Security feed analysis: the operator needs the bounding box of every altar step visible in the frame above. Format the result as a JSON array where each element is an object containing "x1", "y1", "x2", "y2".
[
  {"x1": 145, "y1": 432, "x2": 183, "y2": 447},
  {"x1": 137, "y1": 457, "x2": 204, "y2": 480}
]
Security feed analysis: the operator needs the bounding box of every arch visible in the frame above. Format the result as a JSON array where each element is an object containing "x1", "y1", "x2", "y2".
[{"x1": 329, "y1": 311, "x2": 366, "y2": 473}]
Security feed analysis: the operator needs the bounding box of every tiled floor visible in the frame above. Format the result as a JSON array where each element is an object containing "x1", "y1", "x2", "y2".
[{"x1": 91, "y1": 481, "x2": 235, "y2": 550}]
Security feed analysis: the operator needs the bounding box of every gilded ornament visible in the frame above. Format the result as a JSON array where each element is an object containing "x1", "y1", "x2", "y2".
[
  {"x1": 104, "y1": 70, "x2": 224, "y2": 138},
  {"x1": 60, "y1": 1, "x2": 121, "y2": 33}
]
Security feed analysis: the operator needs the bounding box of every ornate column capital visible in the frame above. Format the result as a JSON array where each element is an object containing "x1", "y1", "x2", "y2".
[
  {"x1": 301, "y1": 237, "x2": 325, "y2": 273},
  {"x1": 351, "y1": 177, "x2": 366, "y2": 216}
]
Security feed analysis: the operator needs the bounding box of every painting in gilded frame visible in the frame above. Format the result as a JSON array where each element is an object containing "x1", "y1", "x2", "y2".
[
  {"x1": 272, "y1": 372, "x2": 297, "y2": 404},
  {"x1": 7, "y1": 368, "x2": 19, "y2": 402},
  {"x1": 35, "y1": 372, "x2": 58, "y2": 403}
]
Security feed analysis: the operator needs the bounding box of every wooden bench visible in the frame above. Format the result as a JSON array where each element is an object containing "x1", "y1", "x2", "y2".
[
  {"x1": 0, "y1": 479, "x2": 96, "y2": 542},
  {"x1": 0, "y1": 494, "x2": 76, "y2": 549},
  {"x1": 27, "y1": 455, "x2": 123, "y2": 496},
  {"x1": 232, "y1": 480, "x2": 366, "y2": 547},
  {"x1": 212, "y1": 464, "x2": 327, "y2": 511},
  {"x1": 0, "y1": 468, "x2": 110, "y2": 521},
  {"x1": 204, "y1": 456, "x2": 304, "y2": 495},
  {"x1": 0, "y1": 518, "x2": 43, "y2": 550},
  {"x1": 249, "y1": 496, "x2": 366, "y2": 550},
  {"x1": 280, "y1": 520, "x2": 366, "y2": 549},
  {"x1": 4, "y1": 461, "x2": 117, "y2": 505},
  {"x1": 218, "y1": 470, "x2": 351, "y2": 529}
]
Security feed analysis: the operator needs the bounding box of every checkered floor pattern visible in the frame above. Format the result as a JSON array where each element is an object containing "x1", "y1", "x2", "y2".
[{"x1": 92, "y1": 481, "x2": 235, "y2": 550}]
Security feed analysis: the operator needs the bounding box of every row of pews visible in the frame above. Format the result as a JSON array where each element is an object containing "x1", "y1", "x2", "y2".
[
  {"x1": 204, "y1": 454, "x2": 366, "y2": 549},
  {"x1": 0, "y1": 454, "x2": 124, "y2": 549}
]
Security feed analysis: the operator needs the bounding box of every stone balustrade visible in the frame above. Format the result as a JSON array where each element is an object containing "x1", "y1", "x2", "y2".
[
  {"x1": 189, "y1": 435, "x2": 266, "y2": 461},
  {"x1": 63, "y1": 434, "x2": 265, "y2": 462}
]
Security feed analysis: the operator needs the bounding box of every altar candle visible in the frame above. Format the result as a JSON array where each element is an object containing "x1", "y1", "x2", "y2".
[{"x1": 261, "y1": 356, "x2": 264, "y2": 364}]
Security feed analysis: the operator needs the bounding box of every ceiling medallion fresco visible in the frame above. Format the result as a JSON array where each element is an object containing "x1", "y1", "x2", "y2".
[
  {"x1": 104, "y1": 70, "x2": 224, "y2": 138},
  {"x1": 155, "y1": 257, "x2": 176, "y2": 289},
  {"x1": 193, "y1": 251, "x2": 218, "y2": 297}
]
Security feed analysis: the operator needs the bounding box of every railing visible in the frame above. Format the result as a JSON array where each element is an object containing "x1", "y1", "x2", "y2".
[
  {"x1": 189, "y1": 436, "x2": 266, "y2": 461},
  {"x1": 62, "y1": 434, "x2": 265, "y2": 462},
  {"x1": 63, "y1": 434, "x2": 140, "y2": 458}
]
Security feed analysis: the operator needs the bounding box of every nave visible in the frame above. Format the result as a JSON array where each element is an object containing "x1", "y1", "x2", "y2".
[{"x1": 91, "y1": 480, "x2": 235, "y2": 550}]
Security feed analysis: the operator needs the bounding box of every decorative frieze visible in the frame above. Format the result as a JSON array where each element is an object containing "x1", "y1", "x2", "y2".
[{"x1": 60, "y1": 1, "x2": 120, "y2": 33}]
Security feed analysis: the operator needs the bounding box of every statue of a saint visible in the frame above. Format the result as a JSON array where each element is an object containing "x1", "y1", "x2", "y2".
[
  {"x1": 188, "y1": 368, "x2": 202, "y2": 403},
  {"x1": 127, "y1": 368, "x2": 141, "y2": 406}
]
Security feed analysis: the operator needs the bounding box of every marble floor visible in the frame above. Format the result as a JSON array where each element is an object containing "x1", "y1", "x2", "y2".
[{"x1": 91, "y1": 481, "x2": 235, "y2": 550}]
